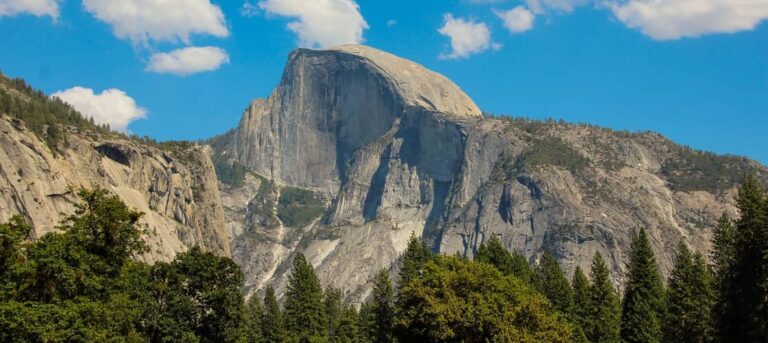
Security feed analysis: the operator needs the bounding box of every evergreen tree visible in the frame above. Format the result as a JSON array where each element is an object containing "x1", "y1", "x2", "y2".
[
  {"x1": 620, "y1": 229, "x2": 664, "y2": 343},
  {"x1": 571, "y1": 266, "x2": 590, "y2": 332},
  {"x1": 397, "y1": 233, "x2": 432, "y2": 287},
  {"x1": 283, "y1": 253, "x2": 327, "y2": 342},
  {"x1": 720, "y1": 175, "x2": 768, "y2": 341},
  {"x1": 358, "y1": 301, "x2": 376, "y2": 343},
  {"x1": 323, "y1": 286, "x2": 343, "y2": 341},
  {"x1": 588, "y1": 252, "x2": 621, "y2": 343},
  {"x1": 335, "y1": 304, "x2": 360, "y2": 342},
  {"x1": 533, "y1": 249, "x2": 574, "y2": 315},
  {"x1": 711, "y1": 213, "x2": 736, "y2": 341},
  {"x1": 476, "y1": 235, "x2": 533, "y2": 283},
  {"x1": 262, "y1": 285, "x2": 284, "y2": 343},
  {"x1": 371, "y1": 269, "x2": 395, "y2": 343},
  {"x1": 244, "y1": 294, "x2": 264, "y2": 343},
  {"x1": 664, "y1": 243, "x2": 713, "y2": 343}
]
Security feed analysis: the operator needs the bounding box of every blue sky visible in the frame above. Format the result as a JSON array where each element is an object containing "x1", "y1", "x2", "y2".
[{"x1": 0, "y1": 0, "x2": 766, "y2": 163}]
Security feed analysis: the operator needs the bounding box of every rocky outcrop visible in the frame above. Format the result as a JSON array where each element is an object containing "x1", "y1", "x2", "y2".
[
  {"x1": 0, "y1": 116, "x2": 230, "y2": 262},
  {"x1": 217, "y1": 44, "x2": 767, "y2": 302}
]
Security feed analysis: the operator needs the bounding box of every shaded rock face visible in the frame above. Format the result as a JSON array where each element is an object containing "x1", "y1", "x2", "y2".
[
  {"x1": 218, "y1": 44, "x2": 767, "y2": 303},
  {"x1": 0, "y1": 116, "x2": 230, "y2": 262}
]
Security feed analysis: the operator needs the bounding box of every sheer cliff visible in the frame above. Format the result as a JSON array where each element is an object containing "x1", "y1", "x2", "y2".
[
  {"x1": 213, "y1": 45, "x2": 767, "y2": 302},
  {"x1": 0, "y1": 76, "x2": 230, "y2": 262}
]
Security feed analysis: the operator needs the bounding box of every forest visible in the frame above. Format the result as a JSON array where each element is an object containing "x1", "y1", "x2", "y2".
[{"x1": 1, "y1": 175, "x2": 767, "y2": 342}]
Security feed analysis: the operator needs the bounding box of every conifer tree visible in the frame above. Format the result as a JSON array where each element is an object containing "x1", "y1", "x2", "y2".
[
  {"x1": 283, "y1": 253, "x2": 328, "y2": 341},
  {"x1": 720, "y1": 175, "x2": 768, "y2": 341},
  {"x1": 663, "y1": 243, "x2": 714, "y2": 343},
  {"x1": 371, "y1": 269, "x2": 395, "y2": 343},
  {"x1": 620, "y1": 229, "x2": 664, "y2": 343},
  {"x1": 397, "y1": 233, "x2": 433, "y2": 288},
  {"x1": 571, "y1": 266, "x2": 590, "y2": 331},
  {"x1": 262, "y1": 285, "x2": 284, "y2": 343},
  {"x1": 533, "y1": 249, "x2": 574, "y2": 315},
  {"x1": 336, "y1": 304, "x2": 360, "y2": 342},
  {"x1": 476, "y1": 235, "x2": 533, "y2": 283},
  {"x1": 323, "y1": 286, "x2": 343, "y2": 342},
  {"x1": 587, "y1": 252, "x2": 621, "y2": 343},
  {"x1": 711, "y1": 213, "x2": 736, "y2": 341},
  {"x1": 244, "y1": 295, "x2": 264, "y2": 343}
]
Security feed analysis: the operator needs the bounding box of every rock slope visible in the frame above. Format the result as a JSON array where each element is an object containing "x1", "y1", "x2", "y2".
[
  {"x1": 0, "y1": 115, "x2": 230, "y2": 262},
  {"x1": 214, "y1": 45, "x2": 767, "y2": 302}
]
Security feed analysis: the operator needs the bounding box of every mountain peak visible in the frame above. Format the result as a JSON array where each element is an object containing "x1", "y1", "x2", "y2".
[{"x1": 289, "y1": 44, "x2": 482, "y2": 117}]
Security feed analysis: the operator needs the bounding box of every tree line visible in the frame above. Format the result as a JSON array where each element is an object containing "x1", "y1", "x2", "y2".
[{"x1": 2, "y1": 175, "x2": 767, "y2": 342}]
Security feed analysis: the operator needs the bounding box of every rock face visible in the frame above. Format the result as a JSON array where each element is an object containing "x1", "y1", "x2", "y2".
[
  {"x1": 0, "y1": 116, "x2": 230, "y2": 262},
  {"x1": 217, "y1": 44, "x2": 767, "y2": 302}
]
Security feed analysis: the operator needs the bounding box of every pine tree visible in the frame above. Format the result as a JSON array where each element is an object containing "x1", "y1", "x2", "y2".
[
  {"x1": 720, "y1": 175, "x2": 768, "y2": 341},
  {"x1": 663, "y1": 243, "x2": 714, "y2": 343},
  {"x1": 336, "y1": 304, "x2": 360, "y2": 342},
  {"x1": 397, "y1": 233, "x2": 433, "y2": 288},
  {"x1": 358, "y1": 301, "x2": 376, "y2": 343},
  {"x1": 371, "y1": 269, "x2": 395, "y2": 343},
  {"x1": 711, "y1": 213, "x2": 736, "y2": 341},
  {"x1": 571, "y1": 266, "x2": 590, "y2": 331},
  {"x1": 244, "y1": 295, "x2": 264, "y2": 343},
  {"x1": 587, "y1": 252, "x2": 621, "y2": 343},
  {"x1": 533, "y1": 249, "x2": 574, "y2": 315},
  {"x1": 620, "y1": 229, "x2": 664, "y2": 343},
  {"x1": 323, "y1": 286, "x2": 343, "y2": 341},
  {"x1": 283, "y1": 253, "x2": 328, "y2": 342},
  {"x1": 476, "y1": 235, "x2": 532, "y2": 283},
  {"x1": 262, "y1": 285, "x2": 284, "y2": 343}
]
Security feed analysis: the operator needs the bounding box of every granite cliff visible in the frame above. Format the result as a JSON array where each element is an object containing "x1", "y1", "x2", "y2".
[
  {"x1": 0, "y1": 76, "x2": 230, "y2": 262},
  {"x1": 211, "y1": 45, "x2": 767, "y2": 302}
]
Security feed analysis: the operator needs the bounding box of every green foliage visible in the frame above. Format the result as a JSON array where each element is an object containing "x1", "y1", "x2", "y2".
[
  {"x1": 664, "y1": 243, "x2": 714, "y2": 343},
  {"x1": 283, "y1": 253, "x2": 328, "y2": 342},
  {"x1": 620, "y1": 229, "x2": 665, "y2": 343},
  {"x1": 394, "y1": 255, "x2": 575, "y2": 342},
  {"x1": 369, "y1": 269, "x2": 395, "y2": 343},
  {"x1": 711, "y1": 213, "x2": 736, "y2": 341},
  {"x1": 262, "y1": 285, "x2": 285, "y2": 342},
  {"x1": 476, "y1": 235, "x2": 533, "y2": 283},
  {"x1": 533, "y1": 249, "x2": 574, "y2": 316},
  {"x1": 397, "y1": 233, "x2": 433, "y2": 288},
  {"x1": 586, "y1": 252, "x2": 621, "y2": 343},
  {"x1": 277, "y1": 187, "x2": 325, "y2": 228},
  {"x1": 212, "y1": 153, "x2": 251, "y2": 187},
  {"x1": 571, "y1": 266, "x2": 590, "y2": 336},
  {"x1": 243, "y1": 295, "x2": 264, "y2": 343},
  {"x1": 717, "y1": 175, "x2": 768, "y2": 341},
  {"x1": 517, "y1": 136, "x2": 590, "y2": 174},
  {"x1": 661, "y1": 147, "x2": 758, "y2": 193},
  {"x1": 0, "y1": 74, "x2": 115, "y2": 152},
  {"x1": 0, "y1": 188, "x2": 246, "y2": 342}
]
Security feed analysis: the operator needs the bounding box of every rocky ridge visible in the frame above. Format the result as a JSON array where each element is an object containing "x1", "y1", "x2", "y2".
[{"x1": 213, "y1": 45, "x2": 767, "y2": 302}]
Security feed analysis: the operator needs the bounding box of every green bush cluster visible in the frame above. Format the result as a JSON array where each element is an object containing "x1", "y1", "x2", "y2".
[{"x1": 277, "y1": 187, "x2": 325, "y2": 228}]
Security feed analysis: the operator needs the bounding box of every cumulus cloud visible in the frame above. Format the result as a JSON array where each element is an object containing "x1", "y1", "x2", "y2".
[
  {"x1": 438, "y1": 14, "x2": 500, "y2": 59},
  {"x1": 258, "y1": 0, "x2": 368, "y2": 48},
  {"x1": 495, "y1": 6, "x2": 536, "y2": 33},
  {"x1": 0, "y1": 0, "x2": 59, "y2": 18},
  {"x1": 607, "y1": 0, "x2": 768, "y2": 40},
  {"x1": 82, "y1": 0, "x2": 228, "y2": 44},
  {"x1": 147, "y1": 46, "x2": 230, "y2": 76},
  {"x1": 52, "y1": 87, "x2": 146, "y2": 133}
]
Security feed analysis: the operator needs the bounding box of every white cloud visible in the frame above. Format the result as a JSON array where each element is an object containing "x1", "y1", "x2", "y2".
[
  {"x1": 241, "y1": 1, "x2": 259, "y2": 17},
  {"x1": 82, "y1": 0, "x2": 228, "y2": 44},
  {"x1": 0, "y1": 0, "x2": 59, "y2": 18},
  {"x1": 258, "y1": 0, "x2": 368, "y2": 48},
  {"x1": 526, "y1": 0, "x2": 588, "y2": 13},
  {"x1": 438, "y1": 14, "x2": 500, "y2": 59},
  {"x1": 495, "y1": 6, "x2": 536, "y2": 33},
  {"x1": 387, "y1": 19, "x2": 397, "y2": 27},
  {"x1": 607, "y1": 0, "x2": 768, "y2": 40},
  {"x1": 147, "y1": 46, "x2": 230, "y2": 76},
  {"x1": 52, "y1": 87, "x2": 146, "y2": 133}
]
